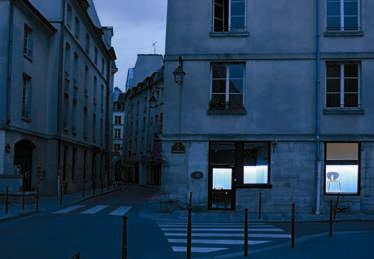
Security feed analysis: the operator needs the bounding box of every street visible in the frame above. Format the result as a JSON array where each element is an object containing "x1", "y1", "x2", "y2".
[{"x1": 0, "y1": 186, "x2": 374, "y2": 259}]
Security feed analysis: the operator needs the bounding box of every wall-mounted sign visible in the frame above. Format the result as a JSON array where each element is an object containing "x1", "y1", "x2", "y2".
[
  {"x1": 171, "y1": 141, "x2": 185, "y2": 154},
  {"x1": 191, "y1": 171, "x2": 204, "y2": 180}
]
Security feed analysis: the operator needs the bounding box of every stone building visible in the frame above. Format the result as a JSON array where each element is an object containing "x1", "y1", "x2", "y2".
[
  {"x1": 0, "y1": 0, "x2": 116, "y2": 196},
  {"x1": 161, "y1": 0, "x2": 374, "y2": 215},
  {"x1": 123, "y1": 67, "x2": 164, "y2": 185}
]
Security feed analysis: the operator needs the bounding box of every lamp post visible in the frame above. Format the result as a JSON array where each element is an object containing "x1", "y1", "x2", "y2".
[{"x1": 171, "y1": 56, "x2": 186, "y2": 154}]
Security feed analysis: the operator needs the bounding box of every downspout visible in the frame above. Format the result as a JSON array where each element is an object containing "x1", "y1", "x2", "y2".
[
  {"x1": 57, "y1": 0, "x2": 67, "y2": 200},
  {"x1": 315, "y1": 0, "x2": 322, "y2": 215},
  {"x1": 6, "y1": 1, "x2": 15, "y2": 126}
]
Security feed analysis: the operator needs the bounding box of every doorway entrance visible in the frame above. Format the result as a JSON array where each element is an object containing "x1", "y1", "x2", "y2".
[
  {"x1": 14, "y1": 139, "x2": 35, "y2": 191},
  {"x1": 209, "y1": 167, "x2": 235, "y2": 210}
]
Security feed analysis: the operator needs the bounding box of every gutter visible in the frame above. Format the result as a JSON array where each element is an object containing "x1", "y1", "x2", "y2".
[
  {"x1": 315, "y1": 0, "x2": 322, "y2": 215},
  {"x1": 6, "y1": 1, "x2": 15, "y2": 126}
]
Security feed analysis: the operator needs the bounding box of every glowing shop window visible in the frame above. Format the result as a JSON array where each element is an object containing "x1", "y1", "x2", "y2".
[
  {"x1": 325, "y1": 165, "x2": 359, "y2": 194},
  {"x1": 212, "y1": 168, "x2": 232, "y2": 190},
  {"x1": 244, "y1": 165, "x2": 269, "y2": 184}
]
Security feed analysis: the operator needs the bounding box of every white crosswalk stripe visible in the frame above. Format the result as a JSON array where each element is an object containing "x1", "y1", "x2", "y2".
[
  {"x1": 53, "y1": 205, "x2": 85, "y2": 214},
  {"x1": 81, "y1": 205, "x2": 108, "y2": 214},
  {"x1": 109, "y1": 206, "x2": 132, "y2": 216},
  {"x1": 157, "y1": 220, "x2": 290, "y2": 255}
]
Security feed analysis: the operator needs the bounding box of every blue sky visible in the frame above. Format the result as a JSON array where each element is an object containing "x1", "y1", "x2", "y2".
[{"x1": 93, "y1": 0, "x2": 167, "y2": 91}]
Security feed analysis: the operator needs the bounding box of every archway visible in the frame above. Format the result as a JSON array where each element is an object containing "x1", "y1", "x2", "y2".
[{"x1": 14, "y1": 139, "x2": 35, "y2": 191}]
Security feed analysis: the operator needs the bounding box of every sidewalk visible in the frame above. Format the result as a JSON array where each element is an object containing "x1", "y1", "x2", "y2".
[{"x1": 0, "y1": 185, "x2": 122, "y2": 222}]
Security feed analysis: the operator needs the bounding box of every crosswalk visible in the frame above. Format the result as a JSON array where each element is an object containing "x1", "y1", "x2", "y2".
[
  {"x1": 52, "y1": 204, "x2": 132, "y2": 217},
  {"x1": 157, "y1": 221, "x2": 290, "y2": 255}
]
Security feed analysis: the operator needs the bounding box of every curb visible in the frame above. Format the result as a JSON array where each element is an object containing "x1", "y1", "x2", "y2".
[{"x1": 0, "y1": 210, "x2": 38, "y2": 223}]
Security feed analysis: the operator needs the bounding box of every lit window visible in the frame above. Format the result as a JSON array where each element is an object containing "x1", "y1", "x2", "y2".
[
  {"x1": 243, "y1": 143, "x2": 270, "y2": 185},
  {"x1": 326, "y1": 62, "x2": 360, "y2": 108},
  {"x1": 327, "y1": 0, "x2": 360, "y2": 31},
  {"x1": 325, "y1": 143, "x2": 360, "y2": 194},
  {"x1": 211, "y1": 63, "x2": 244, "y2": 110},
  {"x1": 213, "y1": 0, "x2": 246, "y2": 32},
  {"x1": 212, "y1": 168, "x2": 232, "y2": 190}
]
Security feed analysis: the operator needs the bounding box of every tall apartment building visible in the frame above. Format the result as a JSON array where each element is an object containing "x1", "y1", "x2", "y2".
[
  {"x1": 0, "y1": 0, "x2": 117, "y2": 196},
  {"x1": 161, "y1": 0, "x2": 374, "y2": 215}
]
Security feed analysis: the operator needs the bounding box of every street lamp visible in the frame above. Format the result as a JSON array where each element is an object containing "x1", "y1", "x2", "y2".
[{"x1": 173, "y1": 56, "x2": 186, "y2": 86}]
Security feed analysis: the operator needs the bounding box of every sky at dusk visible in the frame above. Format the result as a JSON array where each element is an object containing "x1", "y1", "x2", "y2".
[{"x1": 93, "y1": 0, "x2": 167, "y2": 91}]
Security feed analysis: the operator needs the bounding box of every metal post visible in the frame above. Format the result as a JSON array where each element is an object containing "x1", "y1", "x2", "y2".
[
  {"x1": 122, "y1": 216, "x2": 128, "y2": 259},
  {"x1": 35, "y1": 188, "x2": 39, "y2": 211},
  {"x1": 71, "y1": 253, "x2": 80, "y2": 259},
  {"x1": 5, "y1": 186, "x2": 9, "y2": 214},
  {"x1": 329, "y1": 200, "x2": 333, "y2": 237},
  {"x1": 186, "y1": 207, "x2": 192, "y2": 259},
  {"x1": 22, "y1": 190, "x2": 25, "y2": 211},
  {"x1": 291, "y1": 203, "x2": 295, "y2": 248},
  {"x1": 258, "y1": 192, "x2": 262, "y2": 219},
  {"x1": 82, "y1": 181, "x2": 86, "y2": 198},
  {"x1": 188, "y1": 192, "x2": 192, "y2": 209},
  {"x1": 59, "y1": 182, "x2": 63, "y2": 206},
  {"x1": 244, "y1": 208, "x2": 248, "y2": 257}
]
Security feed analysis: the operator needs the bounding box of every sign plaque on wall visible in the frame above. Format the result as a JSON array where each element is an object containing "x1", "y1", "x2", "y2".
[{"x1": 171, "y1": 141, "x2": 185, "y2": 154}]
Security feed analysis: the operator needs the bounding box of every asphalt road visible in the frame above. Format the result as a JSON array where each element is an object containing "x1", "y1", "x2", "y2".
[{"x1": 0, "y1": 186, "x2": 374, "y2": 259}]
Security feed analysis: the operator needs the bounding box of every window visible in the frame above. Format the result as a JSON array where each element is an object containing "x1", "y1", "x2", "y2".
[
  {"x1": 63, "y1": 94, "x2": 69, "y2": 130},
  {"x1": 23, "y1": 25, "x2": 33, "y2": 59},
  {"x1": 327, "y1": 0, "x2": 360, "y2": 31},
  {"x1": 73, "y1": 53, "x2": 79, "y2": 81},
  {"x1": 83, "y1": 150, "x2": 87, "y2": 180},
  {"x1": 64, "y1": 43, "x2": 71, "y2": 73},
  {"x1": 72, "y1": 101, "x2": 77, "y2": 135},
  {"x1": 93, "y1": 76, "x2": 97, "y2": 104},
  {"x1": 83, "y1": 107, "x2": 88, "y2": 139},
  {"x1": 22, "y1": 74, "x2": 32, "y2": 120},
  {"x1": 94, "y1": 47, "x2": 98, "y2": 65},
  {"x1": 101, "y1": 84, "x2": 104, "y2": 111},
  {"x1": 74, "y1": 17, "x2": 80, "y2": 39},
  {"x1": 211, "y1": 63, "x2": 244, "y2": 110},
  {"x1": 101, "y1": 58, "x2": 105, "y2": 74},
  {"x1": 115, "y1": 116, "x2": 122, "y2": 125},
  {"x1": 100, "y1": 118, "x2": 103, "y2": 145},
  {"x1": 67, "y1": 4, "x2": 72, "y2": 28},
  {"x1": 63, "y1": 146, "x2": 68, "y2": 181},
  {"x1": 85, "y1": 33, "x2": 90, "y2": 54},
  {"x1": 326, "y1": 62, "x2": 360, "y2": 108},
  {"x1": 114, "y1": 144, "x2": 121, "y2": 153},
  {"x1": 213, "y1": 0, "x2": 246, "y2": 32},
  {"x1": 93, "y1": 113, "x2": 96, "y2": 142},
  {"x1": 114, "y1": 129, "x2": 121, "y2": 139},
  {"x1": 243, "y1": 143, "x2": 270, "y2": 185},
  {"x1": 325, "y1": 143, "x2": 360, "y2": 194},
  {"x1": 72, "y1": 148, "x2": 76, "y2": 180}
]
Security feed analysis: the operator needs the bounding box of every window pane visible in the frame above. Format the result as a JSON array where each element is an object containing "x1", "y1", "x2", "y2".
[
  {"x1": 326, "y1": 93, "x2": 341, "y2": 107},
  {"x1": 344, "y1": 93, "x2": 359, "y2": 107},
  {"x1": 327, "y1": 17, "x2": 341, "y2": 30},
  {"x1": 327, "y1": 2, "x2": 341, "y2": 16},
  {"x1": 231, "y1": 16, "x2": 245, "y2": 30},
  {"x1": 229, "y1": 64, "x2": 244, "y2": 78},
  {"x1": 212, "y1": 80, "x2": 226, "y2": 93},
  {"x1": 344, "y1": 1, "x2": 358, "y2": 16},
  {"x1": 243, "y1": 143, "x2": 269, "y2": 184},
  {"x1": 344, "y1": 16, "x2": 358, "y2": 30},
  {"x1": 228, "y1": 94, "x2": 243, "y2": 109},
  {"x1": 210, "y1": 142, "x2": 235, "y2": 165},
  {"x1": 213, "y1": 64, "x2": 227, "y2": 78},
  {"x1": 344, "y1": 64, "x2": 358, "y2": 77},
  {"x1": 211, "y1": 94, "x2": 226, "y2": 109},
  {"x1": 327, "y1": 63, "x2": 341, "y2": 77},
  {"x1": 327, "y1": 79, "x2": 340, "y2": 92},
  {"x1": 326, "y1": 143, "x2": 359, "y2": 161},
  {"x1": 344, "y1": 79, "x2": 358, "y2": 92},
  {"x1": 325, "y1": 165, "x2": 359, "y2": 194},
  {"x1": 212, "y1": 168, "x2": 232, "y2": 190},
  {"x1": 229, "y1": 79, "x2": 243, "y2": 93}
]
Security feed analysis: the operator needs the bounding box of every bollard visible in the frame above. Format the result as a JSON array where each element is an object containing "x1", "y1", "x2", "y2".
[
  {"x1": 82, "y1": 181, "x2": 86, "y2": 198},
  {"x1": 329, "y1": 200, "x2": 333, "y2": 237},
  {"x1": 5, "y1": 186, "x2": 9, "y2": 214},
  {"x1": 291, "y1": 203, "x2": 295, "y2": 248},
  {"x1": 71, "y1": 253, "x2": 80, "y2": 259},
  {"x1": 244, "y1": 208, "x2": 249, "y2": 257},
  {"x1": 258, "y1": 192, "x2": 262, "y2": 219},
  {"x1": 121, "y1": 216, "x2": 128, "y2": 259},
  {"x1": 188, "y1": 192, "x2": 192, "y2": 209},
  {"x1": 35, "y1": 188, "x2": 39, "y2": 211},
  {"x1": 186, "y1": 207, "x2": 192, "y2": 259},
  {"x1": 59, "y1": 183, "x2": 63, "y2": 206},
  {"x1": 22, "y1": 190, "x2": 25, "y2": 211}
]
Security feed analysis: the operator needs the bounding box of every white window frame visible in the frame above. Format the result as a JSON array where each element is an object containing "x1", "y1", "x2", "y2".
[
  {"x1": 325, "y1": 62, "x2": 361, "y2": 108},
  {"x1": 23, "y1": 25, "x2": 33, "y2": 59},
  {"x1": 326, "y1": 0, "x2": 361, "y2": 31},
  {"x1": 22, "y1": 74, "x2": 32, "y2": 120},
  {"x1": 212, "y1": 0, "x2": 246, "y2": 32}
]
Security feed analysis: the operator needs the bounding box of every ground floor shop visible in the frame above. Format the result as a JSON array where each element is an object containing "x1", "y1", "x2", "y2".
[{"x1": 161, "y1": 139, "x2": 374, "y2": 215}]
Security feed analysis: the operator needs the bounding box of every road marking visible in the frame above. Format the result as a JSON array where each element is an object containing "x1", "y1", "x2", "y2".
[
  {"x1": 164, "y1": 233, "x2": 291, "y2": 238},
  {"x1": 172, "y1": 246, "x2": 228, "y2": 253},
  {"x1": 168, "y1": 239, "x2": 271, "y2": 245},
  {"x1": 81, "y1": 205, "x2": 108, "y2": 215},
  {"x1": 159, "y1": 224, "x2": 273, "y2": 228},
  {"x1": 160, "y1": 228, "x2": 284, "y2": 232},
  {"x1": 109, "y1": 206, "x2": 132, "y2": 216},
  {"x1": 53, "y1": 205, "x2": 85, "y2": 214}
]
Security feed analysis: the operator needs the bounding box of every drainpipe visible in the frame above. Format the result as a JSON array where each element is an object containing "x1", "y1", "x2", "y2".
[
  {"x1": 315, "y1": 0, "x2": 322, "y2": 215},
  {"x1": 6, "y1": 1, "x2": 15, "y2": 126},
  {"x1": 57, "y1": 0, "x2": 67, "y2": 199}
]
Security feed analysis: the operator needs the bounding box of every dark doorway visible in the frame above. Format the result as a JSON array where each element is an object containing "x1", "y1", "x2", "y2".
[
  {"x1": 114, "y1": 160, "x2": 123, "y2": 181},
  {"x1": 14, "y1": 140, "x2": 35, "y2": 191}
]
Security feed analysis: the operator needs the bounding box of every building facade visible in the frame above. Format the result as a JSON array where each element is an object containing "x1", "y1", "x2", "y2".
[
  {"x1": 112, "y1": 87, "x2": 126, "y2": 181},
  {"x1": 161, "y1": 0, "x2": 374, "y2": 215},
  {"x1": 124, "y1": 68, "x2": 164, "y2": 185},
  {"x1": 0, "y1": 0, "x2": 116, "y2": 196}
]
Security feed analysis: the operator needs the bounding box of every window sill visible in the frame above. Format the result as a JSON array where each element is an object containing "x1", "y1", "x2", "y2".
[
  {"x1": 236, "y1": 184, "x2": 272, "y2": 189},
  {"x1": 324, "y1": 30, "x2": 364, "y2": 37},
  {"x1": 207, "y1": 107, "x2": 247, "y2": 115},
  {"x1": 323, "y1": 108, "x2": 364, "y2": 115},
  {"x1": 209, "y1": 31, "x2": 249, "y2": 38},
  {"x1": 21, "y1": 117, "x2": 32, "y2": 123}
]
